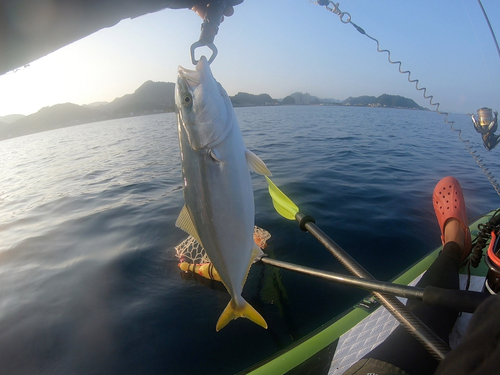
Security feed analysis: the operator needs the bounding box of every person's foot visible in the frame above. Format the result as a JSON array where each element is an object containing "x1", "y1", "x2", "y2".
[
  {"x1": 433, "y1": 176, "x2": 472, "y2": 261},
  {"x1": 443, "y1": 218, "x2": 465, "y2": 250}
]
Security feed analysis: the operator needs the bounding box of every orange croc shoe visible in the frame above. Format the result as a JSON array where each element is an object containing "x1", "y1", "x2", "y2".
[{"x1": 433, "y1": 176, "x2": 472, "y2": 261}]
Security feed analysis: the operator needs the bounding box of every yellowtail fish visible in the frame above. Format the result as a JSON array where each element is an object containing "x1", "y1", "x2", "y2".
[{"x1": 175, "y1": 56, "x2": 271, "y2": 331}]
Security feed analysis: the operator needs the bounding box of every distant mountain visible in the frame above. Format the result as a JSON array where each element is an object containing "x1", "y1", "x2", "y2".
[
  {"x1": 282, "y1": 93, "x2": 341, "y2": 105},
  {"x1": 0, "y1": 114, "x2": 25, "y2": 124},
  {"x1": 97, "y1": 81, "x2": 175, "y2": 117},
  {"x1": 321, "y1": 98, "x2": 343, "y2": 104},
  {"x1": 83, "y1": 101, "x2": 109, "y2": 108},
  {"x1": 0, "y1": 81, "x2": 175, "y2": 141},
  {"x1": 0, "y1": 83, "x2": 425, "y2": 141},
  {"x1": 343, "y1": 94, "x2": 424, "y2": 109},
  {"x1": 230, "y1": 92, "x2": 279, "y2": 107},
  {"x1": 0, "y1": 103, "x2": 106, "y2": 140},
  {"x1": 343, "y1": 95, "x2": 377, "y2": 106}
]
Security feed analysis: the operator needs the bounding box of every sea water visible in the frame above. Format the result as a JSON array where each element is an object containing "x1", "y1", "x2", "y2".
[{"x1": 0, "y1": 106, "x2": 498, "y2": 374}]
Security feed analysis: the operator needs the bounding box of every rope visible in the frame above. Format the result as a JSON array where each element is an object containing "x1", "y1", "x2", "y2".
[{"x1": 317, "y1": 1, "x2": 500, "y2": 197}]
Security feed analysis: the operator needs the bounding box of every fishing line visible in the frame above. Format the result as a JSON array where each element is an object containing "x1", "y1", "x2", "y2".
[
  {"x1": 477, "y1": 0, "x2": 500, "y2": 60},
  {"x1": 315, "y1": 1, "x2": 500, "y2": 197},
  {"x1": 462, "y1": 0, "x2": 496, "y2": 108},
  {"x1": 462, "y1": 0, "x2": 493, "y2": 86}
]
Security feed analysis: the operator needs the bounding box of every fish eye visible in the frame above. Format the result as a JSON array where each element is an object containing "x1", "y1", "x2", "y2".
[{"x1": 182, "y1": 93, "x2": 193, "y2": 108}]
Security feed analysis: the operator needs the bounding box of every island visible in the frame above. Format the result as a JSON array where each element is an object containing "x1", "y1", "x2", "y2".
[{"x1": 0, "y1": 81, "x2": 426, "y2": 141}]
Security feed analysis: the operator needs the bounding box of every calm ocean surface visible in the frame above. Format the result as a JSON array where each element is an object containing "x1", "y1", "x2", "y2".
[{"x1": 1, "y1": 106, "x2": 499, "y2": 374}]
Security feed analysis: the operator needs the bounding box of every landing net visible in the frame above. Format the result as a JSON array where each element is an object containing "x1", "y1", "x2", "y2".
[{"x1": 174, "y1": 226, "x2": 271, "y2": 264}]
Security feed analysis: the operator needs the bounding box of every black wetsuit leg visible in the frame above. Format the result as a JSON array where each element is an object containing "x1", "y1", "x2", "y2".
[{"x1": 360, "y1": 241, "x2": 462, "y2": 375}]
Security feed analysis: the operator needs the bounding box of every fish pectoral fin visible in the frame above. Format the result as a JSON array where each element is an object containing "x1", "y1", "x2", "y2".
[
  {"x1": 245, "y1": 149, "x2": 272, "y2": 176},
  {"x1": 175, "y1": 205, "x2": 204, "y2": 247},
  {"x1": 210, "y1": 149, "x2": 222, "y2": 162},
  {"x1": 216, "y1": 298, "x2": 268, "y2": 331}
]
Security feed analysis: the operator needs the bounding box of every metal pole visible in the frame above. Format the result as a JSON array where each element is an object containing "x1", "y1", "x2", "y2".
[
  {"x1": 258, "y1": 257, "x2": 487, "y2": 313},
  {"x1": 259, "y1": 256, "x2": 425, "y2": 300},
  {"x1": 295, "y1": 212, "x2": 450, "y2": 360}
]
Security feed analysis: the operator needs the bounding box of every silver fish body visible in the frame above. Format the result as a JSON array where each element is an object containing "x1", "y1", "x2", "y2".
[{"x1": 175, "y1": 56, "x2": 270, "y2": 331}]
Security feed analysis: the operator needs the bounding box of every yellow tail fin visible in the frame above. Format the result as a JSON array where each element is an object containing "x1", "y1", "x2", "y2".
[{"x1": 216, "y1": 298, "x2": 268, "y2": 331}]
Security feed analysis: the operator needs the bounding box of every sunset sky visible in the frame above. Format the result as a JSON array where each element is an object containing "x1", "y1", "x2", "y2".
[{"x1": 1, "y1": 0, "x2": 500, "y2": 117}]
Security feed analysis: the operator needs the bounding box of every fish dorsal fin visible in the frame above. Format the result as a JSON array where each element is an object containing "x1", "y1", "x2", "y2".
[
  {"x1": 210, "y1": 149, "x2": 222, "y2": 162},
  {"x1": 245, "y1": 149, "x2": 272, "y2": 176},
  {"x1": 175, "y1": 205, "x2": 203, "y2": 247}
]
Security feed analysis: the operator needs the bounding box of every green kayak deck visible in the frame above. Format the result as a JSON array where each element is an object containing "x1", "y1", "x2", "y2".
[{"x1": 240, "y1": 209, "x2": 495, "y2": 375}]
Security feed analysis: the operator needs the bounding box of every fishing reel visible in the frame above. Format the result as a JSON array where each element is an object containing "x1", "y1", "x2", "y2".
[{"x1": 471, "y1": 107, "x2": 500, "y2": 151}]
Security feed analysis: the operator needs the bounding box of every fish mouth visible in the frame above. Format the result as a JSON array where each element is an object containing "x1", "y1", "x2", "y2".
[
  {"x1": 177, "y1": 56, "x2": 211, "y2": 90},
  {"x1": 178, "y1": 66, "x2": 199, "y2": 90}
]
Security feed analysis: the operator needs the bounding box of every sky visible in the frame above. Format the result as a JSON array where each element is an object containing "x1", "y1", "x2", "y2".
[{"x1": 1, "y1": 0, "x2": 500, "y2": 117}]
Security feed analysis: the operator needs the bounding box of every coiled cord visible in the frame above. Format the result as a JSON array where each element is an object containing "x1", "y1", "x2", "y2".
[
  {"x1": 469, "y1": 208, "x2": 500, "y2": 268},
  {"x1": 318, "y1": 1, "x2": 500, "y2": 197}
]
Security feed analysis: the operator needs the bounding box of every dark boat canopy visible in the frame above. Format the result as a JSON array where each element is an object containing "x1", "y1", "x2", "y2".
[{"x1": 0, "y1": 0, "x2": 204, "y2": 76}]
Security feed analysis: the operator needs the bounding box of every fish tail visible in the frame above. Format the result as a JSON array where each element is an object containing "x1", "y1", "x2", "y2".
[{"x1": 216, "y1": 298, "x2": 268, "y2": 331}]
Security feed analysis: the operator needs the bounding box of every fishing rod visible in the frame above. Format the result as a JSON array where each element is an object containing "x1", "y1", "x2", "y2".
[
  {"x1": 257, "y1": 257, "x2": 488, "y2": 314},
  {"x1": 264, "y1": 176, "x2": 451, "y2": 361},
  {"x1": 477, "y1": 0, "x2": 500, "y2": 60}
]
